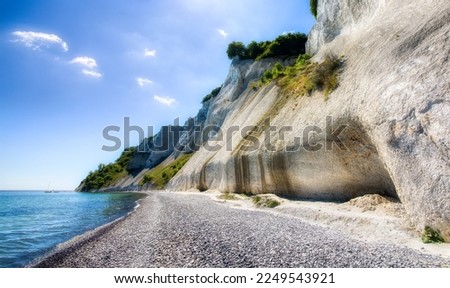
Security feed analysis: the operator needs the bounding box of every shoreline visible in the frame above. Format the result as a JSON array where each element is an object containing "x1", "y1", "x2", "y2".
[
  {"x1": 29, "y1": 191, "x2": 449, "y2": 268},
  {"x1": 28, "y1": 192, "x2": 148, "y2": 268}
]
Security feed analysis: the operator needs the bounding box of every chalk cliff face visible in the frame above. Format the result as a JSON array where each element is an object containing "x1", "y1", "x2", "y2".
[
  {"x1": 79, "y1": 0, "x2": 450, "y2": 241},
  {"x1": 306, "y1": 0, "x2": 384, "y2": 55},
  {"x1": 168, "y1": 0, "x2": 450, "y2": 241}
]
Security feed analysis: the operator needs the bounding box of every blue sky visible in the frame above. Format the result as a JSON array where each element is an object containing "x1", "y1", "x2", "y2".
[{"x1": 0, "y1": 0, "x2": 315, "y2": 190}]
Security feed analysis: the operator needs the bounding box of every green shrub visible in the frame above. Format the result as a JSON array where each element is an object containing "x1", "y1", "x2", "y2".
[
  {"x1": 256, "y1": 33, "x2": 308, "y2": 60},
  {"x1": 309, "y1": 55, "x2": 342, "y2": 97},
  {"x1": 78, "y1": 148, "x2": 136, "y2": 191},
  {"x1": 296, "y1": 54, "x2": 312, "y2": 67},
  {"x1": 140, "y1": 153, "x2": 194, "y2": 189},
  {"x1": 310, "y1": 0, "x2": 318, "y2": 18},
  {"x1": 273, "y1": 62, "x2": 284, "y2": 74},
  {"x1": 226, "y1": 33, "x2": 308, "y2": 60},
  {"x1": 422, "y1": 226, "x2": 445, "y2": 244},
  {"x1": 246, "y1": 41, "x2": 266, "y2": 59},
  {"x1": 253, "y1": 62, "x2": 288, "y2": 88},
  {"x1": 252, "y1": 195, "x2": 281, "y2": 208},
  {"x1": 202, "y1": 86, "x2": 222, "y2": 103},
  {"x1": 252, "y1": 195, "x2": 262, "y2": 205},
  {"x1": 266, "y1": 199, "x2": 281, "y2": 208}
]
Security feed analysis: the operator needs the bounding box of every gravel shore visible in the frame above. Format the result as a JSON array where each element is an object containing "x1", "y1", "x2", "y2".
[{"x1": 33, "y1": 192, "x2": 450, "y2": 268}]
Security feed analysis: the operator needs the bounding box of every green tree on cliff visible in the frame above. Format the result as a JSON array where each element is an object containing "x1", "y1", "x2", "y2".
[
  {"x1": 226, "y1": 41, "x2": 246, "y2": 59},
  {"x1": 310, "y1": 0, "x2": 318, "y2": 18}
]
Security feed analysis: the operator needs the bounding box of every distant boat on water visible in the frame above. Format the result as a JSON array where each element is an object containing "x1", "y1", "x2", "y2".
[{"x1": 44, "y1": 183, "x2": 55, "y2": 193}]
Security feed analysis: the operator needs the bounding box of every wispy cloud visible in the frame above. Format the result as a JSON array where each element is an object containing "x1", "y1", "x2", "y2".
[
  {"x1": 217, "y1": 29, "x2": 228, "y2": 38},
  {"x1": 70, "y1": 56, "x2": 97, "y2": 69},
  {"x1": 70, "y1": 56, "x2": 102, "y2": 78},
  {"x1": 144, "y1": 48, "x2": 156, "y2": 57},
  {"x1": 11, "y1": 31, "x2": 69, "y2": 52},
  {"x1": 82, "y1": 69, "x2": 102, "y2": 78},
  {"x1": 137, "y1": 77, "x2": 153, "y2": 87},
  {"x1": 154, "y1": 95, "x2": 177, "y2": 106}
]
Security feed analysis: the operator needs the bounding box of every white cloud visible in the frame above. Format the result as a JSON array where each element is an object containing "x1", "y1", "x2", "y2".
[
  {"x1": 70, "y1": 56, "x2": 97, "y2": 69},
  {"x1": 137, "y1": 77, "x2": 153, "y2": 87},
  {"x1": 144, "y1": 48, "x2": 156, "y2": 57},
  {"x1": 11, "y1": 31, "x2": 68, "y2": 52},
  {"x1": 154, "y1": 95, "x2": 177, "y2": 106},
  {"x1": 217, "y1": 29, "x2": 228, "y2": 38},
  {"x1": 70, "y1": 56, "x2": 101, "y2": 78},
  {"x1": 82, "y1": 69, "x2": 103, "y2": 78}
]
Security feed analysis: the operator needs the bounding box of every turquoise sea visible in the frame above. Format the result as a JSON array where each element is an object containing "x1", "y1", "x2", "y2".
[{"x1": 0, "y1": 191, "x2": 144, "y2": 268}]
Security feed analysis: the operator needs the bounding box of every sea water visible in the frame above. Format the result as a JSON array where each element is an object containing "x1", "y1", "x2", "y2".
[{"x1": 0, "y1": 191, "x2": 144, "y2": 267}]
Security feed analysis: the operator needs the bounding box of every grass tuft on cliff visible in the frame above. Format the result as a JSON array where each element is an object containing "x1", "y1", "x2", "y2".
[
  {"x1": 292, "y1": 54, "x2": 342, "y2": 99},
  {"x1": 253, "y1": 54, "x2": 343, "y2": 100},
  {"x1": 140, "y1": 153, "x2": 194, "y2": 189},
  {"x1": 78, "y1": 148, "x2": 136, "y2": 191}
]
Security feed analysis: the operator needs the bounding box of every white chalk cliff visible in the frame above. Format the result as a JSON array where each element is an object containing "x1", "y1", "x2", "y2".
[{"x1": 167, "y1": 0, "x2": 450, "y2": 241}]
